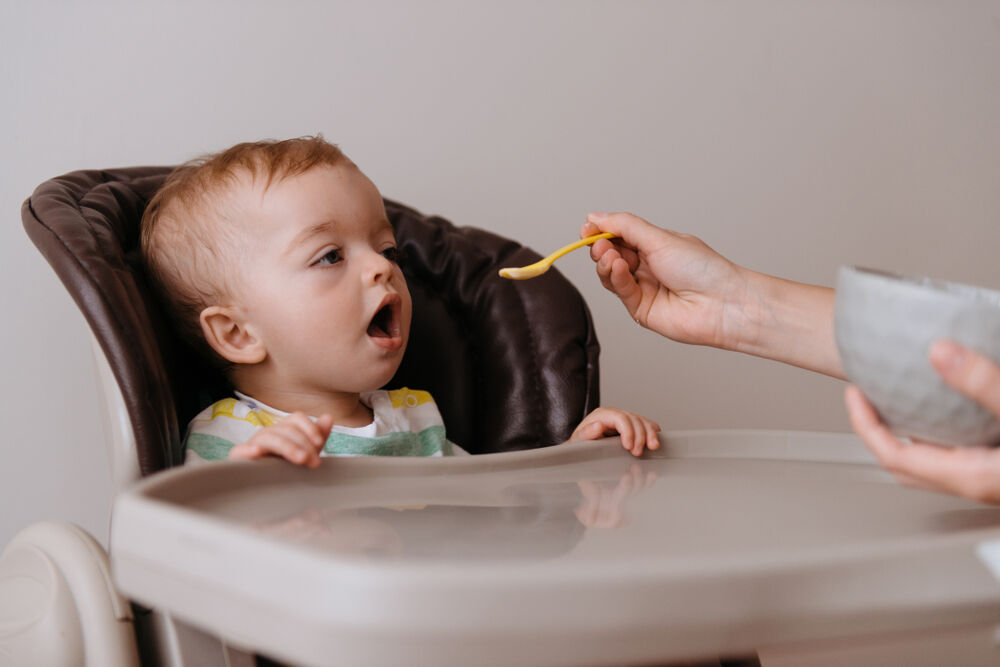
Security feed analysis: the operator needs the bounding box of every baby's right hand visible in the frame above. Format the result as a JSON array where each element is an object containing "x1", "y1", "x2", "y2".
[{"x1": 229, "y1": 412, "x2": 334, "y2": 468}]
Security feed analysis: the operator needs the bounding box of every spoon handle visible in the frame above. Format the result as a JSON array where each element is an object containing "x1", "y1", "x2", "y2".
[
  {"x1": 545, "y1": 232, "x2": 616, "y2": 262},
  {"x1": 498, "y1": 232, "x2": 617, "y2": 279}
]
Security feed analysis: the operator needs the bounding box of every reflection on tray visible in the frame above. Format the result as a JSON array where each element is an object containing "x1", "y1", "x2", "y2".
[{"x1": 248, "y1": 463, "x2": 658, "y2": 561}]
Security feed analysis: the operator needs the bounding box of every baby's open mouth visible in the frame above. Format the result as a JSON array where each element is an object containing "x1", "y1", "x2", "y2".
[{"x1": 367, "y1": 295, "x2": 402, "y2": 348}]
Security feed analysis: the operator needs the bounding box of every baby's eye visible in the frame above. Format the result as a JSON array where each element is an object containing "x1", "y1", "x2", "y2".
[
  {"x1": 381, "y1": 246, "x2": 400, "y2": 263},
  {"x1": 314, "y1": 248, "x2": 343, "y2": 266}
]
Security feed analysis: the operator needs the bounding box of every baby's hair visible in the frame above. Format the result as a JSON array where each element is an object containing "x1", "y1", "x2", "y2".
[{"x1": 141, "y1": 135, "x2": 347, "y2": 363}]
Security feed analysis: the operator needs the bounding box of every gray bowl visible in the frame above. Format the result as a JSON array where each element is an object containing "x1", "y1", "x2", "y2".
[{"x1": 834, "y1": 266, "x2": 1000, "y2": 447}]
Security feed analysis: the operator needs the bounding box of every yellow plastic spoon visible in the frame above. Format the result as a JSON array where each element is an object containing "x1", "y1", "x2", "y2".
[{"x1": 498, "y1": 232, "x2": 617, "y2": 280}]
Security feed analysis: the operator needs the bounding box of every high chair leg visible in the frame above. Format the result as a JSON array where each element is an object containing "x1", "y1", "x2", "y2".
[{"x1": 0, "y1": 521, "x2": 139, "y2": 666}]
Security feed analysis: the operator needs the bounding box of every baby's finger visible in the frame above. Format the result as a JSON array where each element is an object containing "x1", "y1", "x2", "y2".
[
  {"x1": 271, "y1": 420, "x2": 320, "y2": 456},
  {"x1": 574, "y1": 480, "x2": 601, "y2": 526},
  {"x1": 610, "y1": 412, "x2": 646, "y2": 456},
  {"x1": 625, "y1": 462, "x2": 657, "y2": 488},
  {"x1": 256, "y1": 431, "x2": 321, "y2": 468},
  {"x1": 283, "y1": 412, "x2": 328, "y2": 449},
  {"x1": 569, "y1": 419, "x2": 602, "y2": 442},
  {"x1": 613, "y1": 469, "x2": 635, "y2": 504},
  {"x1": 628, "y1": 414, "x2": 648, "y2": 456},
  {"x1": 608, "y1": 414, "x2": 636, "y2": 454},
  {"x1": 229, "y1": 442, "x2": 264, "y2": 460},
  {"x1": 587, "y1": 420, "x2": 608, "y2": 438},
  {"x1": 315, "y1": 414, "x2": 336, "y2": 434},
  {"x1": 642, "y1": 418, "x2": 662, "y2": 451}
]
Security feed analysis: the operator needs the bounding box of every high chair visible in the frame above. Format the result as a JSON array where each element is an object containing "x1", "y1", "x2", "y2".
[
  {"x1": 12, "y1": 169, "x2": 1000, "y2": 667},
  {"x1": 3, "y1": 166, "x2": 600, "y2": 665}
]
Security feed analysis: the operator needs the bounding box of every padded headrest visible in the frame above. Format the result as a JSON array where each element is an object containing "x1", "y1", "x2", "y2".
[{"x1": 22, "y1": 167, "x2": 600, "y2": 475}]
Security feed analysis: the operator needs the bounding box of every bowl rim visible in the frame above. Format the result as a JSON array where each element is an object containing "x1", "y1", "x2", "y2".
[{"x1": 837, "y1": 265, "x2": 1000, "y2": 307}]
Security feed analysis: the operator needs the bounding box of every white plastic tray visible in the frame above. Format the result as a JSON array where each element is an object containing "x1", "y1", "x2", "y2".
[{"x1": 110, "y1": 431, "x2": 1000, "y2": 665}]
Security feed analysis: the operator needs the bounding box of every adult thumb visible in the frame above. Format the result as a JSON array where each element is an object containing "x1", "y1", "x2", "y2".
[{"x1": 586, "y1": 211, "x2": 667, "y2": 253}]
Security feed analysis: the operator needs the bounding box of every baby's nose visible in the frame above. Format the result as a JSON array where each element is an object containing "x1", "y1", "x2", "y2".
[{"x1": 364, "y1": 250, "x2": 394, "y2": 283}]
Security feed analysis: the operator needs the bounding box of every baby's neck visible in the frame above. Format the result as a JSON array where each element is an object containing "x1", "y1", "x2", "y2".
[{"x1": 237, "y1": 384, "x2": 374, "y2": 428}]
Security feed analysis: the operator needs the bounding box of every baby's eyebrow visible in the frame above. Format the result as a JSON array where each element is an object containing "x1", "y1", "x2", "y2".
[{"x1": 287, "y1": 221, "x2": 336, "y2": 254}]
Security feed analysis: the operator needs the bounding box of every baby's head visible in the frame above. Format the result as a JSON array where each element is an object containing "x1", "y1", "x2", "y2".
[{"x1": 142, "y1": 136, "x2": 412, "y2": 405}]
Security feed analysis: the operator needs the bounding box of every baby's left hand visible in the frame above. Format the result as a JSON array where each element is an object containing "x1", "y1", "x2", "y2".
[{"x1": 569, "y1": 407, "x2": 661, "y2": 457}]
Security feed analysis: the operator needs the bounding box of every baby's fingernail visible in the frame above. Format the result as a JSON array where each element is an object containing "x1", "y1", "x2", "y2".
[
  {"x1": 930, "y1": 340, "x2": 966, "y2": 376},
  {"x1": 587, "y1": 212, "x2": 608, "y2": 221}
]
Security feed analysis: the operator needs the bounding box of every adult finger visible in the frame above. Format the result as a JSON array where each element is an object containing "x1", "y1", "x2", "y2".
[
  {"x1": 608, "y1": 256, "x2": 644, "y2": 320},
  {"x1": 847, "y1": 386, "x2": 1000, "y2": 502},
  {"x1": 930, "y1": 340, "x2": 1000, "y2": 418},
  {"x1": 584, "y1": 224, "x2": 645, "y2": 318},
  {"x1": 845, "y1": 385, "x2": 948, "y2": 485},
  {"x1": 592, "y1": 243, "x2": 622, "y2": 292},
  {"x1": 885, "y1": 441, "x2": 1000, "y2": 503},
  {"x1": 845, "y1": 385, "x2": 912, "y2": 473},
  {"x1": 583, "y1": 225, "x2": 640, "y2": 272},
  {"x1": 586, "y1": 212, "x2": 671, "y2": 256},
  {"x1": 591, "y1": 237, "x2": 640, "y2": 273}
]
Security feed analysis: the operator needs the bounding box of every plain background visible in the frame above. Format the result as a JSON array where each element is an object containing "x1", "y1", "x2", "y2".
[{"x1": 2, "y1": 1, "x2": 999, "y2": 548}]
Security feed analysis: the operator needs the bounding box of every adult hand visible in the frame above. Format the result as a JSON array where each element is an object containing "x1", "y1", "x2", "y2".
[
  {"x1": 582, "y1": 212, "x2": 748, "y2": 349},
  {"x1": 846, "y1": 340, "x2": 1000, "y2": 503},
  {"x1": 582, "y1": 212, "x2": 843, "y2": 376}
]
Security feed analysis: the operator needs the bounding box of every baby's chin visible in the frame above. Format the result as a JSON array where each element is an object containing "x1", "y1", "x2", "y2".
[{"x1": 366, "y1": 344, "x2": 408, "y2": 391}]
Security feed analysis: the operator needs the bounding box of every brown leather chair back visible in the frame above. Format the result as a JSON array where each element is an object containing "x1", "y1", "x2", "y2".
[{"x1": 22, "y1": 167, "x2": 600, "y2": 475}]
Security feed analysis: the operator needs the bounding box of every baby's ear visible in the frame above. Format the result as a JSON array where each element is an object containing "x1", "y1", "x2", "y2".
[{"x1": 199, "y1": 306, "x2": 267, "y2": 364}]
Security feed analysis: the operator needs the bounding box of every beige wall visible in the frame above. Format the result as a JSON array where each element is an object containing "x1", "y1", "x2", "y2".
[{"x1": 2, "y1": 0, "x2": 999, "y2": 547}]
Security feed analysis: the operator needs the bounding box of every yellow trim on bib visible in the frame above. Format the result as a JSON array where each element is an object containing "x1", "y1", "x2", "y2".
[
  {"x1": 387, "y1": 388, "x2": 434, "y2": 409},
  {"x1": 203, "y1": 398, "x2": 279, "y2": 427},
  {"x1": 209, "y1": 398, "x2": 238, "y2": 419},
  {"x1": 254, "y1": 410, "x2": 280, "y2": 427}
]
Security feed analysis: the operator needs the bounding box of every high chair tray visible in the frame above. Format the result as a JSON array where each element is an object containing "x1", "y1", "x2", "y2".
[{"x1": 111, "y1": 430, "x2": 1000, "y2": 666}]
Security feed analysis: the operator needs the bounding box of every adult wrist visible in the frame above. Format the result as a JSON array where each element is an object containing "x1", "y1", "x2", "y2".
[{"x1": 728, "y1": 269, "x2": 843, "y2": 378}]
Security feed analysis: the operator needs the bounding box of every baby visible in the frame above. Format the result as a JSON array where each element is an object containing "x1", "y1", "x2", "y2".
[{"x1": 141, "y1": 136, "x2": 660, "y2": 466}]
